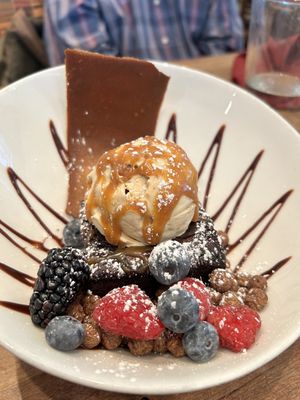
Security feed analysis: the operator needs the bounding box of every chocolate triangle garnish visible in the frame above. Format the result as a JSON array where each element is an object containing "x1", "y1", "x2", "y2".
[{"x1": 65, "y1": 49, "x2": 169, "y2": 216}]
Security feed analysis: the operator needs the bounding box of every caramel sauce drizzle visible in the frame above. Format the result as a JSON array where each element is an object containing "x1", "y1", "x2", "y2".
[{"x1": 85, "y1": 135, "x2": 199, "y2": 245}]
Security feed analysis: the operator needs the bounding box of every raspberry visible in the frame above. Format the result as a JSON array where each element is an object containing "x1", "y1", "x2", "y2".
[
  {"x1": 175, "y1": 278, "x2": 211, "y2": 320},
  {"x1": 92, "y1": 285, "x2": 164, "y2": 340},
  {"x1": 207, "y1": 305, "x2": 261, "y2": 352}
]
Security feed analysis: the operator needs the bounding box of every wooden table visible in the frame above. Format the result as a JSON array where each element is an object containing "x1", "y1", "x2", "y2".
[{"x1": 1, "y1": 53, "x2": 300, "y2": 400}]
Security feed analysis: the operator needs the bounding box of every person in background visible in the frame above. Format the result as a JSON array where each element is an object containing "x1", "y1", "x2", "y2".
[{"x1": 44, "y1": 0, "x2": 244, "y2": 66}]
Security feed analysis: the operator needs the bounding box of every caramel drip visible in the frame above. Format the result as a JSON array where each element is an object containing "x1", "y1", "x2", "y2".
[{"x1": 86, "y1": 136, "x2": 199, "y2": 245}]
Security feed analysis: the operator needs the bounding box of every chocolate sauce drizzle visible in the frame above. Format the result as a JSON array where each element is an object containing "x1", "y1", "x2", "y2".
[
  {"x1": 165, "y1": 116, "x2": 292, "y2": 274},
  {"x1": 165, "y1": 113, "x2": 177, "y2": 143},
  {"x1": 230, "y1": 190, "x2": 293, "y2": 271},
  {"x1": 0, "y1": 262, "x2": 35, "y2": 287},
  {"x1": 263, "y1": 256, "x2": 292, "y2": 279},
  {"x1": 197, "y1": 125, "x2": 225, "y2": 210},
  {"x1": 7, "y1": 167, "x2": 67, "y2": 247},
  {"x1": 50, "y1": 120, "x2": 69, "y2": 167},
  {"x1": 0, "y1": 301, "x2": 29, "y2": 315},
  {"x1": 0, "y1": 116, "x2": 293, "y2": 314},
  {"x1": 0, "y1": 219, "x2": 42, "y2": 263}
]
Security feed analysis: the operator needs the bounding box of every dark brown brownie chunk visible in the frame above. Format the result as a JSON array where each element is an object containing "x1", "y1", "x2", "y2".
[{"x1": 81, "y1": 206, "x2": 226, "y2": 297}]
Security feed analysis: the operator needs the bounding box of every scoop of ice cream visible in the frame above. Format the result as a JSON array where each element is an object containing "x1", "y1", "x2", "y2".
[{"x1": 85, "y1": 136, "x2": 199, "y2": 246}]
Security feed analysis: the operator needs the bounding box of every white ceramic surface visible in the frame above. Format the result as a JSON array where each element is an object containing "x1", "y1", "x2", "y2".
[{"x1": 0, "y1": 63, "x2": 300, "y2": 395}]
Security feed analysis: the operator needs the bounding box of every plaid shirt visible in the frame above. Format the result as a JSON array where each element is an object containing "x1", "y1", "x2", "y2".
[{"x1": 44, "y1": 0, "x2": 244, "y2": 66}]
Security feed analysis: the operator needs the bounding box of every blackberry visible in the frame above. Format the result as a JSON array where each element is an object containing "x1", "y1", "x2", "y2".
[{"x1": 29, "y1": 248, "x2": 90, "y2": 328}]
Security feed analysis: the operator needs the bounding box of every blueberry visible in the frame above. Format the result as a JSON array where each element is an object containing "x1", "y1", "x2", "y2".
[
  {"x1": 157, "y1": 288, "x2": 199, "y2": 333},
  {"x1": 183, "y1": 321, "x2": 219, "y2": 362},
  {"x1": 63, "y1": 219, "x2": 84, "y2": 248},
  {"x1": 149, "y1": 240, "x2": 191, "y2": 285},
  {"x1": 45, "y1": 316, "x2": 85, "y2": 351}
]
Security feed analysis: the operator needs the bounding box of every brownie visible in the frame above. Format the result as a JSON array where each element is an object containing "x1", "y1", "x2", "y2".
[{"x1": 80, "y1": 205, "x2": 226, "y2": 297}]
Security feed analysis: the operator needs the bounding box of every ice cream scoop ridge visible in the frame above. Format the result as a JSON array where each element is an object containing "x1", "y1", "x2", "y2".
[{"x1": 85, "y1": 136, "x2": 199, "y2": 246}]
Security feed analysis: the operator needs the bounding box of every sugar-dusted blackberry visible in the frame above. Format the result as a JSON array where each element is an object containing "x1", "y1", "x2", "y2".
[{"x1": 29, "y1": 248, "x2": 90, "y2": 328}]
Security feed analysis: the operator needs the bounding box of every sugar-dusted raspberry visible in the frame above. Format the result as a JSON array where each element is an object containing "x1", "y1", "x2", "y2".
[
  {"x1": 245, "y1": 288, "x2": 268, "y2": 311},
  {"x1": 128, "y1": 339, "x2": 154, "y2": 356},
  {"x1": 93, "y1": 285, "x2": 164, "y2": 340},
  {"x1": 209, "y1": 269, "x2": 235, "y2": 293},
  {"x1": 207, "y1": 305, "x2": 261, "y2": 352},
  {"x1": 174, "y1": 277, "x2": 211, "y2": 320},
  {"x1": 248, "y1": 275, "x2": 268, "y2": 290},
  {"x1": 82, "y1": 323, "x2": 101, "y2": 349},
  {"x1": 219, "y1": 291, "x2": 244, "y2": 307}
]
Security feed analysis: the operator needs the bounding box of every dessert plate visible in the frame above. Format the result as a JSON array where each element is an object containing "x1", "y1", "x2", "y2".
[{"x1": 1, "y1": 62, "x2": 300, "y2": 395}]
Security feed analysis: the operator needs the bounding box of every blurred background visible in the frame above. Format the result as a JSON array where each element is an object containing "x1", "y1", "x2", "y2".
[{"x1": 0, "y1": 0, "x2": 251, "y2": 88}]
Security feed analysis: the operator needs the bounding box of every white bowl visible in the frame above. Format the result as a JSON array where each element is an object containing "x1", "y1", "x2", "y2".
[{"x1": 0, "y1": 62, "x2": 300, "y2": 395}]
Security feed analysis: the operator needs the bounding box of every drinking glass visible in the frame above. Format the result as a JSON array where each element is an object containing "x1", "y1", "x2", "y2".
[{"x1": 245, "y1": 0, "x2": 300, "y2": 109}]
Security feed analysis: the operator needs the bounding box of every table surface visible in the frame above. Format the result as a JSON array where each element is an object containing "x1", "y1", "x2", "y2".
[{"x1": 1, "y1": 53, "x2": 300, "y2": 400}]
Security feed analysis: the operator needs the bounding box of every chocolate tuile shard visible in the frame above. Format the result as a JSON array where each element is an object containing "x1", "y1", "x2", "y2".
[{"x1": 65, "y1": 49, "x2": 170, "y2": 216}]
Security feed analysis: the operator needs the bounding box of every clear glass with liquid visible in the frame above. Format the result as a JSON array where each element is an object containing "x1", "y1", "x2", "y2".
[{"x1": 245, "y1": 0, "x2": 300, "y2": 109}]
